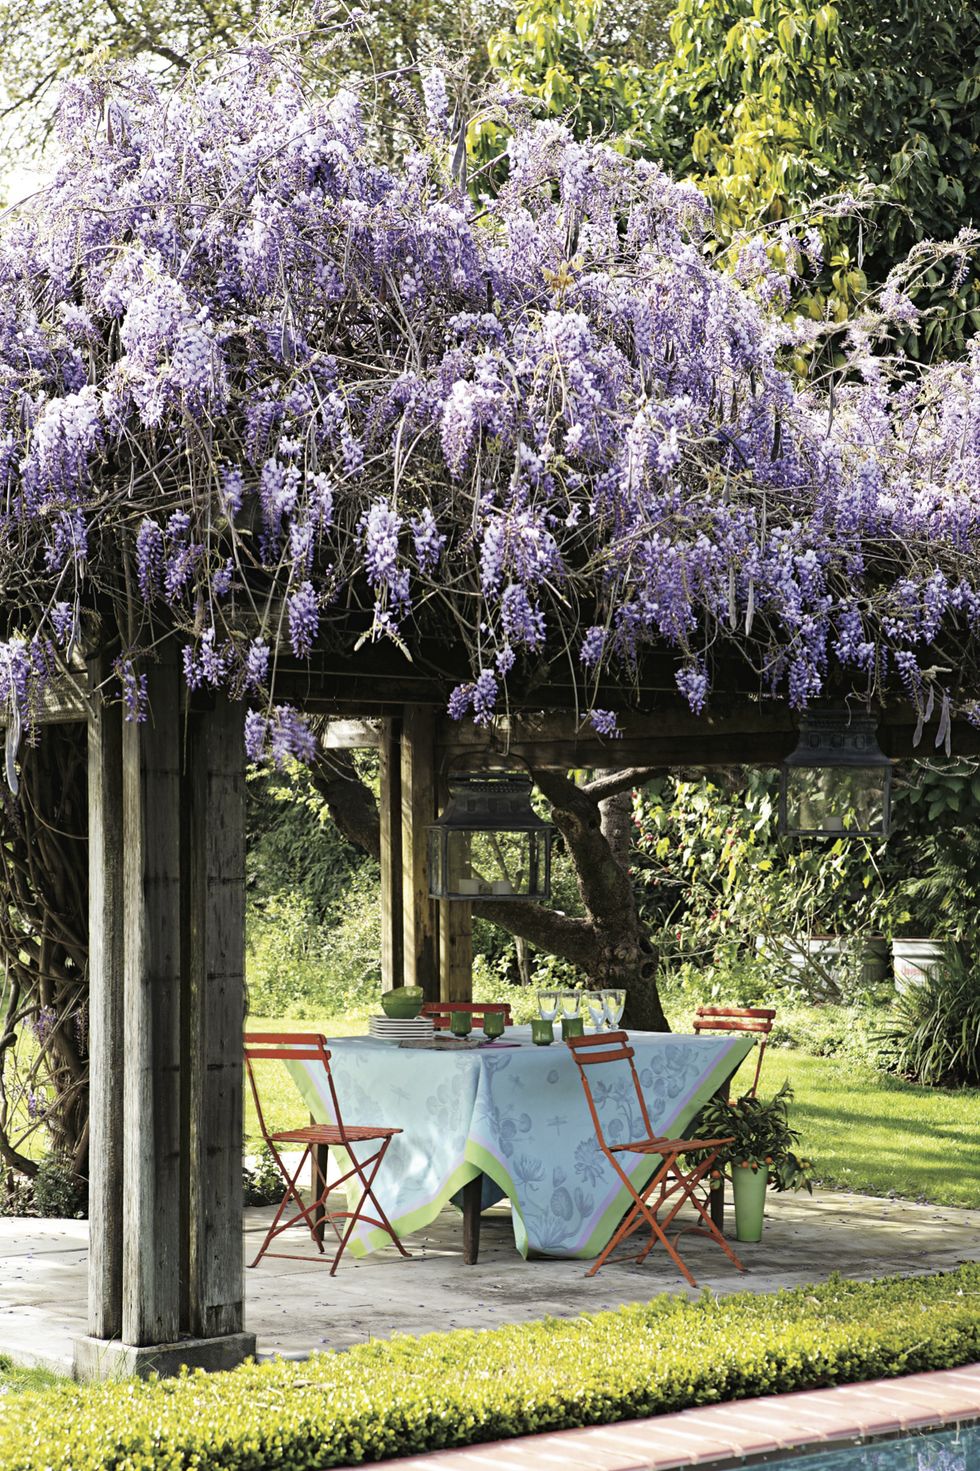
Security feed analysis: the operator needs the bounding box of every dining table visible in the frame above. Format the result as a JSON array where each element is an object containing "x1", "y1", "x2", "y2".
[{"x1": 285, "y1": 1025, "x2": 755, "y2": 1264}]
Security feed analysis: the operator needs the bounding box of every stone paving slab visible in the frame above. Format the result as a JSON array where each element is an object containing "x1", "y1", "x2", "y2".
[
  {"x1": 375, "y1": 1363, "x2": 980, "y2": 1471},
  {"x1": 0, "y1": 1189, "x2": 978, "y2": 1372}
]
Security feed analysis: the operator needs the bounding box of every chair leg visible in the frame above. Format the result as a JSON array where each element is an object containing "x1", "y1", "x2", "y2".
[
  {"x1": 249, "y1": 1144, "x2": 324, "y2": 1269},
  {"x1": 662, "y1": 1156, "x2": 746, "y2": 1274},
  {"x1": 586, "y1": 1160, "x2": 699, "y2": 1288},
  {"x1": 328, "y1": 1136, "x2": 409, "y2": 1274}
]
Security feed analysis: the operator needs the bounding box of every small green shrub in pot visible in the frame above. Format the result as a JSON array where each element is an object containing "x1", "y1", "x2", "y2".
[{"x1": 696, "y1": 1083, "x2": 812, "y2": 1185}]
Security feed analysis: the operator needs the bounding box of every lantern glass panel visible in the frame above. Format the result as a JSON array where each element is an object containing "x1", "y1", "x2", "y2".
[
  {"x1": 783, "y1": 766, "x2": 888, "y2": 836},
  {"x1": 445, "y1": 829, "x2": 542, "y2": 897}
]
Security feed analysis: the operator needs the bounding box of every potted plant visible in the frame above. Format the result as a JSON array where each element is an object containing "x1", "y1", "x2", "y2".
[{"x1": 695, "y1": 1082, "x2": 813, "y2": 1243}]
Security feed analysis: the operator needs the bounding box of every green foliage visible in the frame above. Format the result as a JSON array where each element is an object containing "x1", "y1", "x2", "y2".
[
  {"x1": 0, "y1": 1357, "x2": 60, "y2": 1396},
  {"x1": 475, "y1": 0, "x2": 668, "y2": 164},
  {"x1": 695, "y1": 1081, "x2": 814, "y2": 1191},
  {"x1": 246, "y1": 765, "x2": 373, "y2": 929},
  {"x1": 242, "y1": 1145, "x2": 283, "y2": 1208},
  {"x1": 633, "y1": 772, "x2": 892, "y2": 1002},
  {"x1": 876, "y1": 950, "x2": 980, "y2": 1088},
  {"x1": 246, "y1": 867, "x2": 382, "y2": 1018},
  {"x1": 2, "y1": 1267, "x2": 980, "y2": 1464},
  {"x1": 31, "y1": 1155, "x2": 86, "y2": 1219},
  {"x1": 483, "y1": 0, "x2": 980, "y2": 356},
  {"x1": 884, "y1": 760, "x2": 980, "y2": 938}
]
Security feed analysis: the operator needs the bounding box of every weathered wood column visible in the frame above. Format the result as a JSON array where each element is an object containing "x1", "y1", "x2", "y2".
[
  {"x1": 86, "y1": 654, "x2": 125, "y2": 1342},
  {"x1": 186, "y1": 694, "x2": 246, "y2": 1340},
  {"x1": 437, "y1": 768, "x2": 473, "y2": 1004},
  {"x1": 75, "y1": 658, "x2": 254, "y2": 1379},
  {"x1": 400, "y1": 705, "x2": 439, "y2": 999},
  {"x1": 379, "y1": 718, "x2": 404, "y2": 991},
  {"x1": 121, "y1": 651, "x2": 184, "y2": 1348}
]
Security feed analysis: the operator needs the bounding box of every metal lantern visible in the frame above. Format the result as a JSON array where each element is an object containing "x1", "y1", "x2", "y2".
[
  {"x1": 780, "y1": 710, "x2": 893, "y2": 839},
  {"x1": 428, "y1": 772, "x2": 554, "y2": 901}
]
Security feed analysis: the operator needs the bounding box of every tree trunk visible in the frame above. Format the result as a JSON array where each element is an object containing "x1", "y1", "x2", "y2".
[{"x1": 311, "y1": 743, "x2": 670, "y2": 1032}]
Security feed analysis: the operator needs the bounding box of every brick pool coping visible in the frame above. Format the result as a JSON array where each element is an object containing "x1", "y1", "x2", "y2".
[{"x1": 366, "y1": 1362, "x2": 980, "y2": 1470}]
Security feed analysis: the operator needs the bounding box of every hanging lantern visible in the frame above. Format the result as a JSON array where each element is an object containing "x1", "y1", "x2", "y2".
[
  {"x1": 780, "y1": 710, "x2": 893, "y2": 838},
  {"x1": 428, "y1": 772, "x2": 554, "y2": 901}
]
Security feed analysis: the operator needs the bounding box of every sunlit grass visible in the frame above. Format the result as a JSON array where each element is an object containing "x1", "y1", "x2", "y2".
[{"x1": 0, "y1": 1356, "x2": 62, "y2": 1397}]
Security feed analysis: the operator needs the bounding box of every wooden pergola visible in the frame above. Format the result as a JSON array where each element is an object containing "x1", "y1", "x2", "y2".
[{"x1": 10, "y1": 642, "x2": 980, "y2": 1377}]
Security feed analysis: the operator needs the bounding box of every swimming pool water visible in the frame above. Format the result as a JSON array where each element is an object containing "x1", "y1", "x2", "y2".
[{"x1": 762, "y1": 1423, "x2": 979, "y2": 1470}]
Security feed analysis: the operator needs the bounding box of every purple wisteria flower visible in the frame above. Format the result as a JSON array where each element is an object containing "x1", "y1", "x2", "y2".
[{"x1": 0, "y1": 51, "x2": 978, "y2": 773}]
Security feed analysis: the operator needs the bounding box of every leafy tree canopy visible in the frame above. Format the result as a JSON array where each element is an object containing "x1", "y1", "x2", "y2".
[
  {"x1": 1, "y1": 51, "x2": 979, "y2": 780},
  {"x1": 483, "y1": 0, "x2": 980, "y2": 353}
]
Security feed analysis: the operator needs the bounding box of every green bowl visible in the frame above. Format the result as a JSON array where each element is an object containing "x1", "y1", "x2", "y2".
[{"x1": 381, "y1": 992, "x2": 424, "y2": 1019}]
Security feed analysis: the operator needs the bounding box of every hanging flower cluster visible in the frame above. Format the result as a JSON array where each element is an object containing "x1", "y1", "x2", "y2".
[{"x1": 1, "y1": 50, "x2": 979, "y2": 768}]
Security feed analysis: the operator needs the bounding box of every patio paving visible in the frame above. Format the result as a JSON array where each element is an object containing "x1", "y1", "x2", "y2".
[{"x1": 1, "y1": 1188, "x2": 978, "y2": 1376}]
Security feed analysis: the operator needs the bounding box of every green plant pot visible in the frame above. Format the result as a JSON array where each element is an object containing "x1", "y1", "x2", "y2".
[{"x1": 732, "y1": 1164, "x2": 768, "y2": 1243}]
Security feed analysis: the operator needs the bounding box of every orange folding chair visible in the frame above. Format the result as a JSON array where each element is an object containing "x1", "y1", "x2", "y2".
[
  {"x1": 693, "y1": 1006, "x2": 776, "y2": 1097},
  {"x1": 421, "y1": 1001, "x2": 513, "y2": 1031},
  {"x1": 566, "y1": 1030, "x2": 746, "y2": 1287},
  {"x1": 244, "y1": 1032, "x2": 409, "y2": 1274}
]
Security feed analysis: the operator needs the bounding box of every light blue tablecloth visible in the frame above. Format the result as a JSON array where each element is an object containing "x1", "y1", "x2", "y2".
[{"x1": 286, "y1": 1026, "x2": 753, "y2": 1259}]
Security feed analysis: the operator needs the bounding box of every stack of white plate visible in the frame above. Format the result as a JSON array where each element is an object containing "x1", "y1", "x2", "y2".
[{"x1": 368, "y1": 1015, "x2": 435, "y2": 1041}]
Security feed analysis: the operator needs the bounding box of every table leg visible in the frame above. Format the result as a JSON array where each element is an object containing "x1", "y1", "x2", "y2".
[
  {"x1": 710, "y1": 1078, "x2": 731, "y2": 1236},
  {"x1": 462, "y1": 1173, "x2": 483, "y2": 1265},
  {"x1": 312, "y1": 1118, "x2": 329, "y2": 1247}
]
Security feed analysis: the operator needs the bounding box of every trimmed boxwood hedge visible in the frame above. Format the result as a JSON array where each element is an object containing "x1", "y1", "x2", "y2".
[{"x1": 1, "y1": 1266, "x2": 979, "y2": 1469}]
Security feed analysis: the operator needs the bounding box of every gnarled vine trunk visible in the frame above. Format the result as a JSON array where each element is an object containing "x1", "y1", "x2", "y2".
[{"x1": 0, "y1": 724, "x2": 89, "y2": 1186}]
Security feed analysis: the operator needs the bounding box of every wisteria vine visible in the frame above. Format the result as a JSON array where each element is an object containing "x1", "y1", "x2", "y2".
[{"x1": 1, "y1": 49, "x2": 980, "y2": 772}]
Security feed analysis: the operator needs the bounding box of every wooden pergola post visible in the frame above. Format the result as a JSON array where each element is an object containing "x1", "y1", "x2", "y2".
[
  {"x1": 75, "y1": 660, "x2": 254, "y2": 1379},
  {"x1": 400, "y1": 705, "x2": 439, "y2": 1000},
  {"x1": 85, "y1": 653, "x2": 124, "y2": 1343},
  {"x1": 379, "y1": 718, "x2": 404, "y2": 992},
  {"x1": 437, "y1": 765, "x2": 472, "y2": 1005}
]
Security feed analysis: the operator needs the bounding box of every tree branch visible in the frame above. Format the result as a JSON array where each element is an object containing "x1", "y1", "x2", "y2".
[
  {"x1": 583, "y1": 767, "x2": 664, "y2": 802},
  {"x1": 476, "y1": 900, "x2": 598, "y2": 969}
]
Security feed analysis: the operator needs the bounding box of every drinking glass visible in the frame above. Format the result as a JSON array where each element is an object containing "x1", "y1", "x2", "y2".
[
  {"x1": 530, "y1": 1018, "x2": 554, "y2": 1046},
  {"x1": 558, "y1": 990, "x2": 581, "y2": 1020},
  {"x1": 602, "y1": 988, "x2": 626, "y2": 1029},
  {"x1": 450, "y1": 1010, "x2": 473, "y2": 1039},
  {"x1": 584, "y1": 991, "x2": 607, "y2": 1031},
  {"x1": 482, "y1": 1011, "x2": 505, "y2": 1041},
  {"x1": 537, "y1": 989, "x2": 560, "y2": 1023}
]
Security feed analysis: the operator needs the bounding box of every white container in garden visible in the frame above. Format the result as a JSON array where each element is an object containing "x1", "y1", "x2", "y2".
[{"x1": 891, "y1": 938, "x2": 948, "y2": 992}]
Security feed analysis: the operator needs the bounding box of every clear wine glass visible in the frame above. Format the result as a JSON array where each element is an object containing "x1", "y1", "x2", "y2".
[
  {"x1": 602, "y1": 988, "x2": 626, "y2": 1029},
  {"x1": 584, "y1": 991, "x2": 607, "y2": 1032},
  {"x1": 537, "y1": 989, "x2": 560, "y2": 1023},
  {"x1": 558, "y1": 990, "x2": 581, "y2": 1020}
]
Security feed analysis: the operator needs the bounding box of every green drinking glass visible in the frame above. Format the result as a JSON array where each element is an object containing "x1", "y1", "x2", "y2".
[
  {"x1": 450, "y1": 1010, "x2": 473, "y2": 1038},
  {"x1": 530, "y1": 1018, "x2": 554, "y2": 1046},
  {"x1": 482, "y1": 1012, "x2": 505, "y2": 1040},
  {"x1": 561, "y1": 1015, "x2": 584, "y2": 1040}
]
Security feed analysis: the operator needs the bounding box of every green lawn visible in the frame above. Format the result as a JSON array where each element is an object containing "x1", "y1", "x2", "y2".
[
  {"x1": 245, "y1": 1013, "x2": 980, "y2": 1210},
  {"x1": 751, "y1": 1051, "x2": 980, "y2": 1209}
]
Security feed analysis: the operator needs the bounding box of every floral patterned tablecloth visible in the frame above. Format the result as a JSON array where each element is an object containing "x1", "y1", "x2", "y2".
[{"x1": 286, "y1": 1026, "x2": 754, "y2": 1259}]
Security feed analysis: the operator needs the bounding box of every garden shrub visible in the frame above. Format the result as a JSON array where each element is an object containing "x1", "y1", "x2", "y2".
[
  {"x1": 246, "y1": 869, "x2": 382, "y2": 1018},
  {"x1": 241, "y1": 1146, "x2": 283, "y2": 1208},
  {"x1": 1, "y1": 1266, "x2": 979, "y2": 1468},
  {"x1": 876, "y1": 950, "x2": 980, "y2": 1087}
]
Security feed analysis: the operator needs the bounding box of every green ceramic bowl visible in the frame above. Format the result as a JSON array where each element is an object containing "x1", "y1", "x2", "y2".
[{"x1": 381, "y1": 991, "x2": 425, "y2": 1019}]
